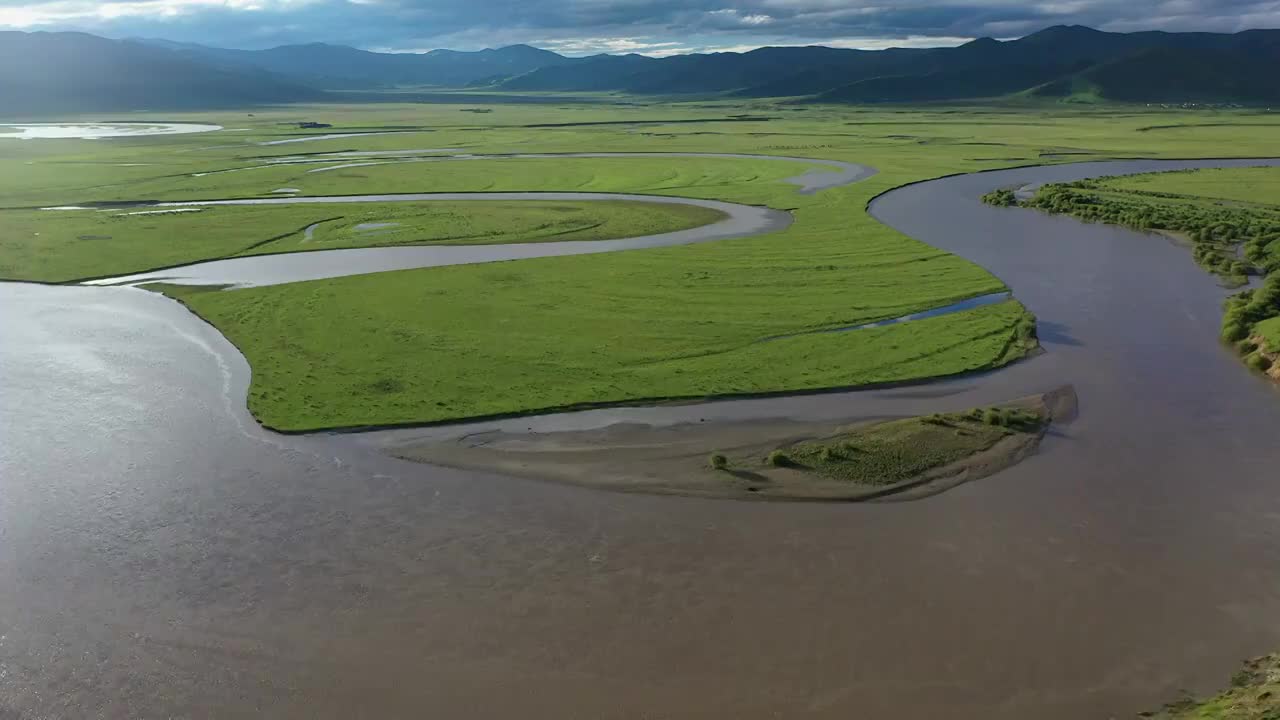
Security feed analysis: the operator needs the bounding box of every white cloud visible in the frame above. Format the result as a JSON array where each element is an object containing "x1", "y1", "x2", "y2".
[
  {"x1": 0, "y1": 0, "x2": 317, "y2": 28},
  {"x1": 538, "y1": 36, "x2": 689, "y2": 55},
  {"x1": 0, "y1": 0, "x2": 1268, "y2": 55}
]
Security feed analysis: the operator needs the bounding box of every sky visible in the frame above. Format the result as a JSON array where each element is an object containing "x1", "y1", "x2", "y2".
[{"x1": 0, "y1": 0, "x2": 1275, "y2": 55}]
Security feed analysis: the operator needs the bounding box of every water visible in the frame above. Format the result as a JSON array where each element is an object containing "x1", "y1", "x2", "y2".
[
  {"x1": 0, "y1": 122, "x2": 222, "y2": 139},
  {"x1": 4, "y1": 158, "x2": 1280, "y2": 719},
  {"x1": 757, "y1": 291, "x2": 1013, "y2": 343},
  {"x1": 257, "y1": 131, "x2": 421, "y2": 146},
  {"x1": 81, "y1": 193, "x2": 791, "y2": 288},
  {"x1": 353, "y1": 222, "x2": 401, "y2": 232}
]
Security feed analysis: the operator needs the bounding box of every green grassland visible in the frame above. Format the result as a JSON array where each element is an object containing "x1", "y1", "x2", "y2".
[
  {"x1": 297, "y1": 200, "x2": 724, "y2": 248},
  {"x1": 1258, "y1": 317, "x2": 1280, "y2": 353},
  {"x1": 1103, "y1": 166, "x2": 1280, "y2": 205},
  {"x1": 155, "y1": 280, "x2": 1033, "y2": 429},
  {"x1": 6, "y1": 102, "x2": 1280, "y2": 427},
  {"x1": 775, "y1": 405, "x2": 1044, "y2": 486},
  {"x1": 0, "y1": 200, "x2": 724, "y2": 282},
  {"x1": 28, "y1": 155, "x2": 812, "y2": 208}
]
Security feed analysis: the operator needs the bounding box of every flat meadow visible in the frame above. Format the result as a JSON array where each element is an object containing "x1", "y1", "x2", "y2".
[{"x1": 4, "y1": 100, "x2": 1279, "y2": 428}]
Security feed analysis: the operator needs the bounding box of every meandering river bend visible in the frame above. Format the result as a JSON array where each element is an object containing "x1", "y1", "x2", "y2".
[{"x1": 4, "y1": 156, "x2": 1280, "y2": 719}]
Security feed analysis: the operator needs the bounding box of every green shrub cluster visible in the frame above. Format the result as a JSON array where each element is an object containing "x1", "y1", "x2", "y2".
[
  {"x1": 1247, "y1": 352, "x2": 1274, "y2": 372},
  {"x1": 1223, "y1": 274, "x2": 1280, "y2": 344},
  {"x1": 991, "y1": 170, "x2": 1280, "y2": 380},
  {"x1": 981, "y1": 188, "x2": 1018, "y2": 207},
  {"x1": 986, "y1": 168, "x2": 1280, "y2": 383},
  {"x1": 1218, "y1": 271, "x2": 1280, "y2": 371},
  {"x1": 1006, "y1": 179, "x2": 1280, "y2": 282},
  {"x1": 968, "y1": 406, "x2": 1042, "y2": 430}
]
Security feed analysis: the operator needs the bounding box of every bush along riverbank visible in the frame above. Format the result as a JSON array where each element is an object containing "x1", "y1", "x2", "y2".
[
  {"x1": 1142, "y1": 654, "x2": 1280, "y2": 718},
  {"x1": 984, "y1": 169, "x2": 1280, "y2": 383},
  {"x1": 985, "y1": 174, "x2": 1280, "y2": 286},
  {"x1": 1224, "y1": 275, "x2": 1280, "y2": 380}
]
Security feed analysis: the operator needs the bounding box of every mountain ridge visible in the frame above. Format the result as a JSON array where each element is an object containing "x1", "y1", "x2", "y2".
[
  {"x1": 3, "y1": 25, "x2": 1279, "y2": 114},
  {"x1": 0, "y1": 31, "x2": 324, "y2": 115}
]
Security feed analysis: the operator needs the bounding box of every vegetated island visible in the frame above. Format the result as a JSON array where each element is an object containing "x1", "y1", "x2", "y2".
[
  {"x1": 389, "y1": 385, "x2": 1076, "y2": 501},
  {"x1": 983, "y1": 167, "x2": 1280, "y2": 381},
  {"x1": 1142, "y1": 653, "x2": 1280, "y2": 719}
]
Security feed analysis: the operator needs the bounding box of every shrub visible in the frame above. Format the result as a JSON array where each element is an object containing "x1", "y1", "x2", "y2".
[
  {"x1": 1222, "y1": 321, "x2": 1250, "y2": 343},
  {"x1": 1237, "y1": 340, "x2": 1259, "y2": 356},
  {"x1": 766, "y1": 450, "x2": 790, "y2": 467},
  {"x1": 982, "y1": 408, "x2": 1005, "y2": 426},
  {"x1": 1005, "y1": 409, "x2": 1043, "y2": 431},
  {"x1": 819, "y1": 446, "x2": 840, "y2": 462},
  {"x1": 709, "y1": 453, "x2": 729, "y2": 470},
  {"x1": 982, "y1": 188, "x2": 1018, "y2": 207},
  {"x1": 1247, "y1": 353, "x2": 1274, "y2": 372},
  {"x1": 1014, "y1": 313, "x2": 1038, "y2": 341}
]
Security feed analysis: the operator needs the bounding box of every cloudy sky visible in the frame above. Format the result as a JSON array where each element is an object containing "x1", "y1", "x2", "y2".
[{"x1": 0, "y1": 0, "x2": 1275, "y2": 54}]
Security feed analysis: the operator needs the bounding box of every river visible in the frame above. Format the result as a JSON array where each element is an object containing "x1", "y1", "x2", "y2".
[{"x1": 3, "y1": 158, "x2": 1280, "y2": 719}]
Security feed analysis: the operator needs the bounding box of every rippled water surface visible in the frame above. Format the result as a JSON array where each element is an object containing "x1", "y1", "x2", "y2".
[{"x1": 4, "y1": 158, "x2": 1280, "y2": 719}]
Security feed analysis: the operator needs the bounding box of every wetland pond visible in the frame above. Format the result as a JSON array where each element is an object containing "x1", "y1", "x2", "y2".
[{"x1": 0, "y1": 122, "x2": 222, "y2": 139}]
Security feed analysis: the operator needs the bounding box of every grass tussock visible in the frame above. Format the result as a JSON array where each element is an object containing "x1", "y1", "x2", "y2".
[{"x1": 768, "y1": 405, "x2": 1044, "y2": 486}]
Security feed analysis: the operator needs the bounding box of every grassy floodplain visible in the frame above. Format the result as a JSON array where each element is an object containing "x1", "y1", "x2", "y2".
[{"x1": 5, "y1": 102, "x2": 1280, "y2": 428}]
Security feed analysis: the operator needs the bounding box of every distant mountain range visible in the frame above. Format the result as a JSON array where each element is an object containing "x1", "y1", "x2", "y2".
[
  {"x1": 2, "y1": 25, "x2": 1279, "y2": 114},
  {"x1": 0, "y1": 31, "x2": 324, "y2": 114},
  {"x1": 503, "y1": 25, "x2": 1280, "y2": 104},
  {"x1": 136, "y1": 38, "x2": 569, "y2": 89}
]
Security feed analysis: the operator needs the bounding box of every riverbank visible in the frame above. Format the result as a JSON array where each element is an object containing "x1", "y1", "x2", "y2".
[
  {"x1": 984, "y1": 167, "x2": 1280, "y2": 286},
  {"x1": 387, "y1": 386, "x2": 1075, "y2": 501},
  {"x1": 1144, "y1": 654, "x2": 1280, "y2": 718},
  {"x1": 983, "y1": 165, "x2": 1280, "y2": 385}
]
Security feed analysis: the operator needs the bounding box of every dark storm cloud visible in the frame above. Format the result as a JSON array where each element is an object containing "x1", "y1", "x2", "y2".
[{"x1": 0, "y1": 0, "x2": 1275, "y2": 52}]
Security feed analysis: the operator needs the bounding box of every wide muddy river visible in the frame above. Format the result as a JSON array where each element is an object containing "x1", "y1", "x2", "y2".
[{"x1": 4, "y1": 157, "x2": 1280, "y2": 719}]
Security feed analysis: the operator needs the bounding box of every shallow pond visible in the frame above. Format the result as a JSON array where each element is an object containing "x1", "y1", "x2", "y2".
[{"x1": 0, "y1": 122, "x2": 222, "y2": 139}]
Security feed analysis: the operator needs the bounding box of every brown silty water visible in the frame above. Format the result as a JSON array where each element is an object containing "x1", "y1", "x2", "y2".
[{"x1": 2, "y1": 157, "x2": 1280, "y2": 719}]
